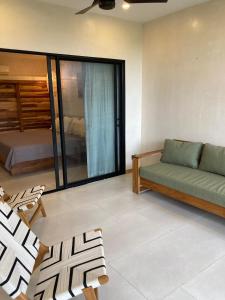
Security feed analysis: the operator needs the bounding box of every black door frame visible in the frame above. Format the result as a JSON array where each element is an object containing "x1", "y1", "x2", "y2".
[{"x1": 0, "y1": 48, "x2": 126, "y2": 193}]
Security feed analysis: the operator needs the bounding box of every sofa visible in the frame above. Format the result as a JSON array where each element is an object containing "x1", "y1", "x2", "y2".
[{"x1": 132, "y1": 139, "x2": 225, "y2": 218}]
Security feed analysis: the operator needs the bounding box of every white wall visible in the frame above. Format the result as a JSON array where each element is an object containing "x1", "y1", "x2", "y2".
[
  {"x1": 142, "y1": 0, "x2": 225, "y2": 151},
  {"x1": 0, "y1": 0, "x2": 143, "y2": 168}
]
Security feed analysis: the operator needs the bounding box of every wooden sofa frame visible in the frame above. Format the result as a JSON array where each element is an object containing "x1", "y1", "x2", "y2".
[
  {"x1": 132, "y1": 149, "x2": 225, "y2": 219},
  {"x1": 15, "y1": 228, "x2": 109, "y2": 300}
]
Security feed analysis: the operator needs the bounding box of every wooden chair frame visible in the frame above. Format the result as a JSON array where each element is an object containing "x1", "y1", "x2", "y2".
[
  {"x1": 132, "y1": 149, "x2": 225, "y2": 219},
  {"x1": 3, "y1": 192, "x2": 47, "y2": 228},
  {"x1": 15, "y1": 228, "x2": 109, "y2": 300},
  {"x1": 17, "y1": 199, "x2": 47, "y2": 228}
]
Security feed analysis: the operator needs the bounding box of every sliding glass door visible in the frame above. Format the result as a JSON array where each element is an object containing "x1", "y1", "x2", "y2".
[
  {"x1": 48, "y1": 56, "x2": 125, "y2": 189},
  {"x1": 0, "y1": 48, "x2": 125, "y2": 193}
]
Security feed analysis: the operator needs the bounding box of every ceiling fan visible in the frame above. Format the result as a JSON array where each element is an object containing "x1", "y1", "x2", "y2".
[{"x1": 76, "y1": 0, "x2": 168, "y2": 15}]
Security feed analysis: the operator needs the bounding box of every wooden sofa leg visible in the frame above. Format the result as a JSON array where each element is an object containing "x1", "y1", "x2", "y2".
[
  {"x1": 132, "y1": 156, "x2": 141, "y2": 194},
  {"x1": 83, "y1": 287, "x2": 97, "y2": 300}
]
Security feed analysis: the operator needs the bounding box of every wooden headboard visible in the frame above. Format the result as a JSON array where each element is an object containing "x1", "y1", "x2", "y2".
[{"x1": 0, "y1": 80, "x2": 51, "y2": 132}]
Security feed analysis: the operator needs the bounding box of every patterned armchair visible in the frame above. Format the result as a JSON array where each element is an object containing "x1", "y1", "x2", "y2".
[{"x1": 0, "y1": 201, "x2": 108, "y2": 300}]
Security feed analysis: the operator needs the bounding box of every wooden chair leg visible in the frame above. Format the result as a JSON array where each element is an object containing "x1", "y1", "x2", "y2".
[
  {"x1": 17, "y1": 211, "x2": 30, "y2": 227},
  {"x1": 83, "y1": 287, "x2": 97, "y2": 300},
  {"x1": 34, "y1": 242, "x2": 49, "y2": 270},
  {"x1": 16, "y1": 293, "x2": 31, "y2": 300},
  {"x1": 94, "y1": 288, "x2": 99, "y2": 300},
  {"x1": 18, "y1": 199, "x2": 47, "y2": 227},
  {"x1": 29, "y1": 205, "x2": 41, "y2": 227},
  {"x1": 39, "y1": 199, "x2": 47, "y2": 217}
]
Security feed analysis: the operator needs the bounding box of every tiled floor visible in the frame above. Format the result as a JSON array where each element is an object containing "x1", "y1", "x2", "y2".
[
  {"x1": 0, "y1": 166, "x2": 56, "y2": 193},
  {"x1": 1, "y1": 174, "x2": 225, "y2": 300},
  {"x1": 0, "y1": 164, "x2": 87, "y2": 194}
]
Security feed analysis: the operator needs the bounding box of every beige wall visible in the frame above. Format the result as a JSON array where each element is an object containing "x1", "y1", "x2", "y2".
[
  {"x1": 142, "y1": 0, "x2": 225, "y2": 151},
  {"x1": 0, "y1": 53, "x2": 47, "y2": 77},
  {"x1": 0, "y1": 0, "x2": 143, "y2": 168}
]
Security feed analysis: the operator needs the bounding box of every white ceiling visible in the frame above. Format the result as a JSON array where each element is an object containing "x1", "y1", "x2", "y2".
[{"x1": 36, "y1": 0, "x2": 210, "y2": 23}]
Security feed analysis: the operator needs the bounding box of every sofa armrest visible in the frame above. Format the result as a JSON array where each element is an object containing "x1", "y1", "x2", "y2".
[
  {"x1": 132, "y1": 149, "x2": 163, "y2": 160},
  {"x1": 132, "y1": 149, "x2": 163, "y2": 193}
]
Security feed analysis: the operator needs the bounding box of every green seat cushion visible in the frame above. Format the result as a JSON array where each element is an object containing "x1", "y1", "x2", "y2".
[
  {"x1": 161, "y1": 139, "x2": 203, "y2": 169},
  {"x1": 140, "y1": 162, "x2": 225, "y2": 207},
  {"x1": 199, "y1": 143, "x2": 225, "y2": 177}
]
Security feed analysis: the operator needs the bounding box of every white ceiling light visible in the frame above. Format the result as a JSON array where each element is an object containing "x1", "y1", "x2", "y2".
[{"x1": 122, "y1": 2, "x2": 130, "y2": 10}]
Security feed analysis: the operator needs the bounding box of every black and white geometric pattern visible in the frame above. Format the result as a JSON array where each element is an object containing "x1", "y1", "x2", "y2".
[
  {"x1": 0, "y1": 202, "x2": 107, "y2": 300},
  {"x1": 7, "y1": 185, "x2": 45, "y2": 212},
  {"x1": 34, "y1": 230, "x2": 106, "y2": 300},
  {"x1": 0, "y1": 202, "x2": 40, "y2": 299}
]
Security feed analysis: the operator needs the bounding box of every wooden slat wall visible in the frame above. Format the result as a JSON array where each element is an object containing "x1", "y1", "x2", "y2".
[
  {"x1": 0, "y1": 83, "x2": 20, "y2": 132},
  {"x1": 0, "y1": 80, "x2": 51, "y2": 132}
]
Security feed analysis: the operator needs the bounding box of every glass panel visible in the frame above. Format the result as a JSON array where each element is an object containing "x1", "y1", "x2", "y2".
[
  {"x1": 60, "y1": 61, "x2": 87, "y2": 183},
  {"x1": 59, "y1": 60, "x2": 116, "y2": 184}
]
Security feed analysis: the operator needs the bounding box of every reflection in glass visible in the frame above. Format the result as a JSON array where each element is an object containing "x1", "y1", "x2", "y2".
[
  {"x1": 60, "y1": 61, "x2": 87, "y2": 183},
  {"x1": 60, "y1": 60, "x2": 116, "y2": 183}
]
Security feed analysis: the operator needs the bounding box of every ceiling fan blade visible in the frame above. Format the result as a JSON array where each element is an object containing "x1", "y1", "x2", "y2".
[
  {"x1": 124, "y1": 0, "x2": 168, "y2": 3},
  {"x1": 76, "y1": 0, "x2": 99, "y2": 15}
]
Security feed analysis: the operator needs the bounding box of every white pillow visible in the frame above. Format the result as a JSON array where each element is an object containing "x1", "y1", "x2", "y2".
[
  {"x1": 69, "y1": 118, "x2": 80, "y2": 136},
  {"x1": 64, "y1": 116, "x2": 73, "y2": 133},
  {"x1": 55, "y1": 116, "x2": 85, "y2": 136},
  {"x1": 68, "y1": 117, "x2": 85, "y2": 137}
]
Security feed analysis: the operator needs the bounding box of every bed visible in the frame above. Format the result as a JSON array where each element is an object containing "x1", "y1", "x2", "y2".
[
  {"x1": 0, "y1": 129, "x2": 54, "y2": 175},
  {"x1": 0, "y1": 121, "x2": 86, "y2": 176}
]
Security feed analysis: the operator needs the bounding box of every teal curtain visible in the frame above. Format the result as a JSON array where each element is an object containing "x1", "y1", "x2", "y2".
[{"x1": 84, "y1": 63, "x2": 115, "y2": 178}]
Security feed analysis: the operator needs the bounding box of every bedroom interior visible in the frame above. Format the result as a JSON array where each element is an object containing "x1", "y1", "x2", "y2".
[{"x1": 0, "y1": 52, "x2": 56, "y2": 193}]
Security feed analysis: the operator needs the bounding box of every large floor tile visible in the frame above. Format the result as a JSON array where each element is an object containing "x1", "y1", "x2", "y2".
[
  {"x1": 164, "y1": 288, "x2": 196, "y2": 300},
  {"x1": 91, "y1": 190, "x2": 152, "y2": 216},
  {"x1": 101, "y1": 202, "x2": 191, "y2": 263},
  {"x1": 100, "y1": 194, "x2": 206, "y2": 263},
  {"x1": 100, "y1": 265, "x2": 147, "y2": 300},
  {"x1": 141, "y1": 191, "x2": 208, "y2": 219},
  {"x1": 183, "y1": 256, "x2": 225, "y2": 300},
  {"x1": 32, "y1": 202, "x2": 111, "y2": 244},
  {"x1": 111, "y1": 223, "x2": 225, "y2": 300},
  {"x1": 188, "y1": 211, "x2": 225, "y2": 241}
]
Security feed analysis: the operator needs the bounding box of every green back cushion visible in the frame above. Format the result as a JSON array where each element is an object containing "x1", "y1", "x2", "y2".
[
  {"x1": 161, "y1": 139, "x2": 203, "y2": 169},
  {"x1": 199, "y1": 143, "x2": 225, "y2": 176}
]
